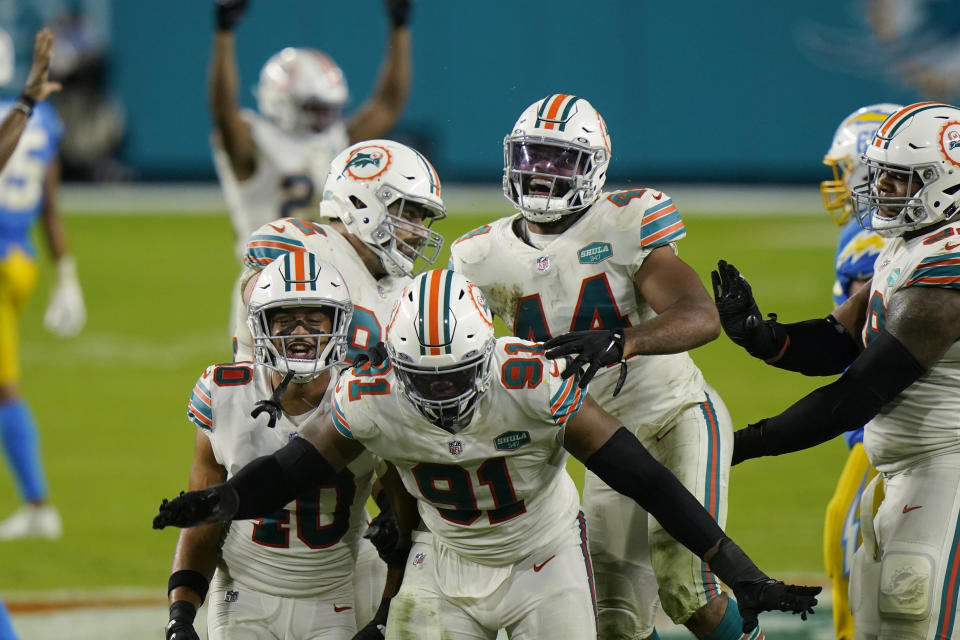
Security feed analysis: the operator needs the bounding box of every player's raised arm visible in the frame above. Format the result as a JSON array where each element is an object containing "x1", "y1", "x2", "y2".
[
  {"x1": 346, "y1": 0, "x2": 412, "y2": 142},
  {"x1": 562, "y1": 394, "x2": 820, "y2": 634},
  {"x1": 544, "y1": 244, "x2": 721, "y2": 393},
  {"x1": 209, "y1": 0, "x2": 256, "y2": 180},
  {"x1": 0, "y1": 28, "x2": 60, "y2": 172}
]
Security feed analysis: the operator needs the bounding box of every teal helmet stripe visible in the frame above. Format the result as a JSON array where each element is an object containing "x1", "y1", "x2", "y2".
[
  {"x1": 413, "y1": 149, "x2": 441, "y2": 197},
  {"x1": 417, "y1": 272, "x2": 430, "y2": 355},
  {"x1": 556, "y1": 96, "x2": 580, "y2": 131},
  {"x1": 441, "y1": 270, "x2": 453, "y2": 353},
  {"x1": 307, "y1": 252, "x2": 318, "y2": 290},
  {"x1": 282, "y1": 252, "x2": 294, "y2": 291}
]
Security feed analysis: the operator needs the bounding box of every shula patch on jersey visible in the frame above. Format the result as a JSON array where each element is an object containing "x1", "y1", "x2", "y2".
[
  {"x1": 578, "y1": 242, "x2": 612, "y2": 264},
  {"x1": 494, "y1": 430, "x2": 531, "y2": 450}
]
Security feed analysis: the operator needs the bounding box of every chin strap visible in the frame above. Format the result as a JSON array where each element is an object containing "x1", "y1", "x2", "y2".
[{"x1": 251, "y1": 371, "x2": 295, "y2": 428}]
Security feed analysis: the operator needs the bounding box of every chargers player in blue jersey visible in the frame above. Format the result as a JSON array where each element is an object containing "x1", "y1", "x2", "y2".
[
  {"x1": 0, "y1": 25, "x2": 84, "y2": 548},
  {"x1": 819, "y1": 103, "x2": 900, "y2": 640}
]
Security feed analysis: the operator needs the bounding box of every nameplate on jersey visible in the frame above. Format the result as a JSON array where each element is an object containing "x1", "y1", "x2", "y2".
[
  {"x1": 494, "y1": 431, "x2": 531, "y2": 451},
  {"x1": 578, "y1": 242, "x2": 612, "y2": 264}
]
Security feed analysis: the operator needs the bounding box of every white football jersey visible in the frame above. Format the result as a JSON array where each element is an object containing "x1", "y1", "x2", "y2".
[
  {"x1": 233, "y1": 218, "x2": 408, "y2": 363},
  {"x1": 212, "y1": 110, "x2": 349, "y2": 257},
  {"x1": 330, "y1": 338, "x2": 584, "y2": 566},
  {"x1": 187, "y1": 362, "x2": 382, "y2": 597},
  {"x1": 862, "y1": 221, "x2": 960, "y2": 473},
  {"x1": 450, "y1": 189, "x2": 707, "y2": 431}
]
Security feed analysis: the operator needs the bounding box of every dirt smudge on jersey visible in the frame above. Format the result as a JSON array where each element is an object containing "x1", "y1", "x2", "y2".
[{"x1": 482, "y1": 283, "x2": 524, "y2": 320}]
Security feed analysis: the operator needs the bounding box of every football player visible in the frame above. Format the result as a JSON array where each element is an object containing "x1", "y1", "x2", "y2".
[
  {"x1": 0, "y1": 27, "x2": 84, "y2": 544},
  {"x1": 209, "y1": 0, "x2": 414, "y2": 256},
  {"x1": 165, "y1": 253, "x2": 407, "y2": 640},
  {"x1": 449, "y1": 95, "x2": 744, "y2": 639},
  {"x1": 714, "y1": 102, "x2": 960, "y2": 639},
  {"x1": 230, "y1": 138, "x2": 445, "y2": 364},
  {"x1": 154, "y1": 269, "x2": 820, "y2": 639},
  {"x1": 819, "y1": 102, "x2": 901, "y2": 640}
]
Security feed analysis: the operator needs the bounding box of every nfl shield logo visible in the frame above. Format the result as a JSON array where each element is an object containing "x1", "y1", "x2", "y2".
[
  {"x1": 413, "y1": 552, "x2": 426, "y2": 567},
  {"x1": 448, "y1": 440, "x2": 463, "y2": 456},
  {"x1": 224, "y1": 590, "x2": 239, "y2": 602},
  {"x1": 377, "y1": 285, "x2": 387, "y2": 298},
  {"x1": 536, "y1": 255, "x2": 550, "y2": 271}
]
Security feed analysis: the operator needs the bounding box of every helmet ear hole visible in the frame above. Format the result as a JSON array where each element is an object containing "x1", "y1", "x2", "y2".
[{"x1": 349, "y1": 195, "x2": 368, "y2": 209}]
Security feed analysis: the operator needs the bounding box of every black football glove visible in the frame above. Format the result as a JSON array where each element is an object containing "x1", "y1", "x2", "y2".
[
  {"x1": 364, "y1": 504, "x2": 399, "y2": 564},
  {"x1": 165, "y1": 601, "x2": 200, "y2": 640},
  {"x1": 707, "y1": 537, "x2": 819, "y2": 634},
  {"x1": 215, "y1": 0, "x2": 249, "y2": 31},
  {"x1": 153, "y1": 483, "x2": 239, "y2": 530},
  {"x1": 354, "y1": 342, "x2": 390, "y2": 368},
  {"x1": 384, "y1": 0, "x2": 413, "y2": 28},
  {"x1": 352, "y1": 598, "x2": 390, "y2": 640},
  {"x1": 543, "y1": 329, "x2": 627, "y2": 396},
  {"x1": 734, "y1": 579, "x2": 820, "y2": 634},
  {"x1": 710, "y1": 260, "x2": 785, "y2": 360}
]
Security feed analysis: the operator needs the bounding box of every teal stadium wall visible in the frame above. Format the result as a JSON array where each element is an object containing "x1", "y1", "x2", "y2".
[{"x1": 106, "y1": 0, "x2": 937, "y2": 181}]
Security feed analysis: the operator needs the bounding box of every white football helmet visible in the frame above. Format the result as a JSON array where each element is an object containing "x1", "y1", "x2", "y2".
[
  {"x1": 821, "y1": 103, "x2": 902, "y2": 224},
  {"x1": 0, "y1": 29, "x2": 12, "y2": 86},
  {"x1": 503, "y1": 94, "x2": 612, "y2": 223},
  {"x1": 256, "y1": 47, "x2": 349, "y2": 133},
  {"x1": 385, "y1": 270, "x2": 496, "y2": 433},
  {"x1": 247, "y1": 252, "x2": 353, "y2": 383},
  {"x1": 852, "y1": 102, "x2": 960, "y2": 237},
  {"x1": 319, "y1": 139, "x2": 446, "y2": 278}
]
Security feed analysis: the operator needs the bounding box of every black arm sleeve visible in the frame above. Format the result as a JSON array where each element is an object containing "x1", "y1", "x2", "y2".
[
  {"x1": 766, "y1": 316, "x2": 860, "y2": 375},
  {"x1": 228, "y1": 436, "x2": 335, "y2": 520},
  {"x1": 737, "y1": 330, "x2": 925, "y2": 460},
  {"x1": 585, "y1": 427, "x2": 724, "y2": 558}
]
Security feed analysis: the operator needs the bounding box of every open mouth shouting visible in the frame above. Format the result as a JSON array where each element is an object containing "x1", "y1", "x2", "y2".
[
  {"x1": 284, "y1": 338, "x2": 318, "y2": 360},
  {"x1": 525, "y1": 175, "x2": 571, "y2": 198}
]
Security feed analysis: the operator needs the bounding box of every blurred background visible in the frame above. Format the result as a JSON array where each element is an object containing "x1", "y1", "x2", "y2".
[{"x1": 1, "y1": 0, "x2": 959, "y2": 638}]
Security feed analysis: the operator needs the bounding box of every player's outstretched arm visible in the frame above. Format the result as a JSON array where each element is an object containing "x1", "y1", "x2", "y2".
[
  {"x1": 165, "y1": 432, "x2": 227, "y2": 640},
  {"x1": 209, "y1": 0, "x2": 255, "y2": 180},
  {"x1": 733, "y1": 284, "x2": 957, "y2": 464},
  {"x1": 153, "y1": 412, "x2": 364, "y2": 529},
  {"x1": 346, "y1": 0, "x2": 412, "y2": 143},
  {"x1": 563, "y1": 395, "x2": 820, "y2": 634},
  {"x1": 0, "y1": 28, "x2": 61, "y2": 172},
  {"x1": 545, "y1": 247, "x2": 720, "y2": 394}
]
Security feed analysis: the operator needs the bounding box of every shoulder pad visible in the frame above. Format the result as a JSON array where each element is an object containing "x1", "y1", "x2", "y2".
[
  {"x1": 450, "y1": 223, "x2": 496, "y2": 265},
  {"x1": 243, "y1": 219, "x2": 329, "y2": 269}
]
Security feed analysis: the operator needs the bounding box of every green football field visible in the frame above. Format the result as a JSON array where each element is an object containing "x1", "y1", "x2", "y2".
[{"x1": 0, "y1": 208, "x2": 846, "y2": 597}]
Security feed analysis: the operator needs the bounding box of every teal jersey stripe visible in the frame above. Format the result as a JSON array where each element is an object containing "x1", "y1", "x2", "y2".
[
  {"x1": 244, "y1": 246, "x2": 288, "y2": 267},
  {"x1": 186, "y1": 408, "x2": 212, "y2": 432},
  {"x1": 647, "y1": 228, "x2": 686, "y2": 248},
  {"x1": 907, "y1": 264, "x2": 960, "y2": 285},
  {"x1": 919, "y1": 253, "x2": 960, "y2": 265},
  {"x1": 935, "y1": 508, "x2": 960, "y2": 637},
  {"x1": 551, "y1": 376, "x2": 583, "y2": 425},
  {"x1": 644, "y1": 197, "x2": 675, "y2": 216},
  {"x1": 331, "y1": 397, "x2": 354, "y2": 439},
  {"x1": 248, "y1": 234, "x2": 306, "y2": 247}
]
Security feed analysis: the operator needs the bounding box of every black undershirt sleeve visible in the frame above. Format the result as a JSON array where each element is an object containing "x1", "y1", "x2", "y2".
[
  {"x1": 228, "y1": 436, "x2": 335, "y2": 520},
  {"x1": 734, "y1": 330, "x2": 926, "y2": 463},
  {"x1": 585, "y1": 427, "x2": 724, "y2": 558}
]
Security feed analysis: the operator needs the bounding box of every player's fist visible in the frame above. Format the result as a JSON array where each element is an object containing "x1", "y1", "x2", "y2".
[
  {"x1": 710, "y1": 260, "x2": 784, "y2": 360},
  {"x1": 215, "y1": 0, "x2": 249, "y2": 31},
  {"x1": 384, "y1": 0, "x2": 413, "y2": 28},
  {"x1": 734, "y1": 579, "x2": 820, "y2": 633},
  {"x1": 43, "y1": 257, "x2": 85, "y2": 338},
  {"x1": 153, "y1": 484, "x2": 239, "y2": 530}
]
